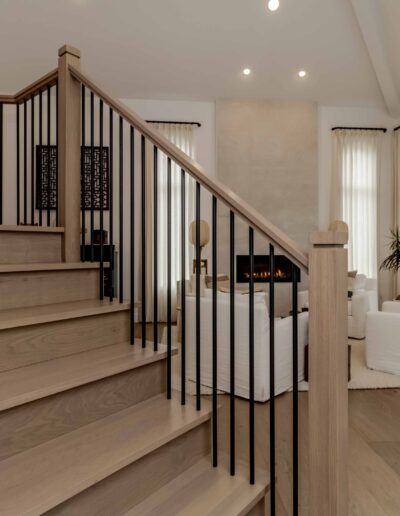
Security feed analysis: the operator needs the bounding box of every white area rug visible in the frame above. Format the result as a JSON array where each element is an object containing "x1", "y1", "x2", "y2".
[{"x1": 299, "y1": 339, "x2": 400, "y2": 391}]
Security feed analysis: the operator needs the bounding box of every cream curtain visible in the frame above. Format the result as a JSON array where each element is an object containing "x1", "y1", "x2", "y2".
[
  {"x1": 331, "y1": 129, "x2": 383, "y2": 278},
  {"x1": 144, "y1": 123, "x2": 196, "y2": 322},
  {"x1": 394, "y1": 129, "x2": 400, "y2": 293}
]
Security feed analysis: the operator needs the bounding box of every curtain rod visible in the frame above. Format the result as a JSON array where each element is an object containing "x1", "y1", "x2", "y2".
[
  {"x1": 331, "y1": 126, "x2": 387, "y2": 133},
  {"x1": 146, "y1": 120, "x2": 201, "y2": 127}
]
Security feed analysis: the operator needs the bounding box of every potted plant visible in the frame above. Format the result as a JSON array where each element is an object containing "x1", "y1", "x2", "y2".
[{"x1": 381, "y1": 228, "x2": 400, "y2": 298}]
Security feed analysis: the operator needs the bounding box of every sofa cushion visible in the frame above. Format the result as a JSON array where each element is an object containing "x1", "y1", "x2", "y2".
[
  {"x1": 204, "y1": 288, "x2": 269, "y2": 307},
  {"x1": 354, "y1": 273, "x2": 367, "y2": 291}
]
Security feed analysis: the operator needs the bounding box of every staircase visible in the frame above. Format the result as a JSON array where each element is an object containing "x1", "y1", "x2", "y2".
[
  {"x1": 0, "y1": 224, "x2": 269, "y2": 514},
  {"x1": 0, "y1": 45, "x2": 350, "y2": 515}
]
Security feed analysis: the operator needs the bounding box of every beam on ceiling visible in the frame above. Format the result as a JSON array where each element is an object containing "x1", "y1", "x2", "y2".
[{"x1": 350, "y1": 0, "x2": 400, "y2": 118}]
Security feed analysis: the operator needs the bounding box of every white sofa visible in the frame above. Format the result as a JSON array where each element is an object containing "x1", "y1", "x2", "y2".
[
  {"x1": 185, "y1": 289, "x2": 308, "y2": 402},
  {"x1": 298, "y1": 274, "x2": 378, "y2": 339},
  {"x1": 366, "y1": 301, "x2": 400, "y2": 376}
]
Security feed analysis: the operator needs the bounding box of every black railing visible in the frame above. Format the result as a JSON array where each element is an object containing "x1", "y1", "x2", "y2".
[
  {"x1": 230, "y1": 210, "x2": 236, "y2": 476},
  {"x1": 76, "y1": 82, "x2": 303, "y2": 516},
  {"x1": 0, "y1": 102, "x2": 3, "y2": 224},
  {"x1": 0, "y1": 84, "x2": 58, "y2": 227}
]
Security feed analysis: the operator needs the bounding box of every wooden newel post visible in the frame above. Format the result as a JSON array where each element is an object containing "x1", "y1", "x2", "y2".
[
  {"x1": 309, "y1": 220, "x2": 349, "y2": 516},
  {"x1": 58, "y1": 44, "x2": 81, "y2": 262}
]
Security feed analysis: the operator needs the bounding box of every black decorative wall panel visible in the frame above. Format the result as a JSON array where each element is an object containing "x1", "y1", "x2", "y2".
[
  {"x1": 36, "y1": 145, "x2": 109, "y2": 210},
  {"x1": 81, "y1": 146, "x2": 109, "y2": 210},
  {"x1": 36, "y1": 145, "x2": 57, "y2": 210}
]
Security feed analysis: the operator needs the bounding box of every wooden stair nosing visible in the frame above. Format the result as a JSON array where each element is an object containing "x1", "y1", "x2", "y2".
[
  {"x1": 0, "y1": 394, "x2": 212, "y2": 515},
  {"x1": 123, "y1": 457, "x2": 270, "y2": 516},
  {"x1": 0, "y1": 299, "x2": 131, "y2": 331},
  {"x1": 0, "y1": 342, "x2": 177, "y2": 412},
  {"x1": 0, "y1": 262, "x2": 108, "y2": 273},
  {"x1": 0, "y1": 225, "x2": 65, "y2": 233}
]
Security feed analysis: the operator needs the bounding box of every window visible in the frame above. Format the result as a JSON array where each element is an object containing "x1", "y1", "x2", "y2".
[{"x1": 331, "y1": 129, "x2": 383, "y2": 278}]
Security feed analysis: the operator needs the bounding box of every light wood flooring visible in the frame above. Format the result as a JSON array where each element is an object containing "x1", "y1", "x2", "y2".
[
  {"x1": 272, "y1": 389, "x2": 400, "y2": 515},
  {"x1": 152, "y1": 323, "x2": 400, "y2": 515}
]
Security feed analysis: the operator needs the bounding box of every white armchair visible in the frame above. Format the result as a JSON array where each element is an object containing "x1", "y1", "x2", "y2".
[
  {"x1": 298, "y1": 274, "x2": 378, "y2": 339},
  {"x1": 366, "y1": 306, "x2": 400, "y2": 376}
]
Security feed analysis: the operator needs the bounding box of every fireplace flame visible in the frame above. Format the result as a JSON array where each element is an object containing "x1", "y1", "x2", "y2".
[{"x1": 244, "y1": 269, "x2": 288, "y2": 280}]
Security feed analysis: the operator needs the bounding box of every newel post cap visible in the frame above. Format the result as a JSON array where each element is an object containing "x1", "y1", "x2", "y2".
[
  {"x1": 310, "y1": 220, "x2": 349, "y2": 246},
  {"x1": 58, "y1": 45, "x2": 81, "y2": 59}
]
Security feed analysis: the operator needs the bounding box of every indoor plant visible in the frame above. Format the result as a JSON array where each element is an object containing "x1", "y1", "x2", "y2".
[{"x1": 381, "y1": 229, "x2": 400, "y2": 298}]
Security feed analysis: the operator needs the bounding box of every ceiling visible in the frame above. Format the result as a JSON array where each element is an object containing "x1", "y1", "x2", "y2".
[{"x1": 0, "y1": 0, "x2": 398, "y2": 114}]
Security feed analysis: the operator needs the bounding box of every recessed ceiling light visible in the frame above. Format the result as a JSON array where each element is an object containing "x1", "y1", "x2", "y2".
[
  {"x1": 242, "y1": 68, "x2": 252, "y2": 76},
  {"x1": 267, "y1": 0, "x2": 280, "y2": 12},
  {"x1": 298, "y1": 70, "x2": 307, "y2": 78}
]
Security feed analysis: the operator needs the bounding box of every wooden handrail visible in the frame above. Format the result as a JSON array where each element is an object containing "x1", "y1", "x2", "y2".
[
  {"x1": 68, "y1": 64, "x2": 309, "y2": 271},
  {"x1": 0, "y1": 95, "x2": 14, "y2": 104},
  {"x1": 0, "y1": 68, "x2": 58, "y2": 104}
]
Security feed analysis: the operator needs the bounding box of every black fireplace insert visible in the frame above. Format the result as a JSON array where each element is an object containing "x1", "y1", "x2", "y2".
[{"x1": 236, "y1": 255, "x2": 300, "y2": 283}]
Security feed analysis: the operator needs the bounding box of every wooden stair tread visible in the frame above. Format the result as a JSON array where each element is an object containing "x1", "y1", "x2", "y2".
[
  {"x1": 0, "y1": 262, "x2": 107, "y2": 273},
  {"x1": 0, "y1": 341, "x2": 176, "y2": 411},
  {"x1": 0, "y1": 394, "x2": 211, "y2": 515},
  {"x1": 0, "y1": 225, "x2": 64, "y2": 233},
  {"x1": 0, "y1": 299, "x2": 131, "y2": 330},
  {"x1": 124, "y1": 458, "x2": 269, "y2": 516}
]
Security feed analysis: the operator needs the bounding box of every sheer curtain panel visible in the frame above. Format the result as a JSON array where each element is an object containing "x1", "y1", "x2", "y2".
[
  {"x1": 331, "y1": 129, "x2": 383, "y2": 278},
  {"x1": 144, "y1": 123, "x2": 195, "y2": 322}
]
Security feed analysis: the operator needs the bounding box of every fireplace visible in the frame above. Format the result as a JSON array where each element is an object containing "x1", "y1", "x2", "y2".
[{"x1": 236, "y1": 255, "x2": 300, "y2": 283}]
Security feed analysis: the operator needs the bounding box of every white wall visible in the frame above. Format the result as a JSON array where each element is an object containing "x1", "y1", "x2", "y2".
[{"x1": 318, "y1": 106, "x2": 400, "y2": 302}]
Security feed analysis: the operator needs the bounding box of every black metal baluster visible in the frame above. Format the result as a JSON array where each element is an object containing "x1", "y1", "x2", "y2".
[
  {"x1": 269, "y1": 243, "x2": 276, "y2": 515},
  {"x1": 90, "y1": 92, "x2": 95, "y2": 262},
  {"x1": 30, "y1": 96, "x2": 34, "y2": 225},
  {"x1": 38, "y1": 92, "x2": 42, "y2": 226},
  {"x1": 109, "y1": 108, "x2": 114, "y2": 301},
  {"x1": 167, "y1": 157, "x2": 172, "y2": 399},
  {"x1": 99, "y1": 99, "x2": 104, "y2": 300},
  {"x1": 46, "y1": 85, "x2": 50, "y2": 226},
  {"x1": 141, "y1": 135, "x2": 146, "y2": 348},
  {"x1": 23, "y1": 99, "x2": 27, "y2": 224},
  {"x1": 292, "y1": 263, "x2": 299, "y2": 516},
  {"x1": 195, "y1": 182, "x2": 201, "y2": 411},
  {"x1": 180, "y1": 168, "x2": 186, "y2": 405},
  {"x1": 16, "y1": 104, "x2": 20, "y2": 225},
  {"x1": 130, "y1": 126, "x2": 135, "y2": 344},
  {"x1": 153, "y1": 147, "x2": 158, "y2": 352},
  {"x1": 212, "y1": 195, "x2": 218, "y2": 467},
  {"x1": 55, "y1": 81, "x2": 59, "y2": 227},
  {"x1": 249, "y1": 227, "x2": 255, "y2": 485},
  {"x1": 0, "y1": 102, "x2": 3, "y2": 225},
  {"x1": 230, "y1": 210, "x2": 235, "y2": 476},
  {"x1": 81, "y1": 85, "x2": 86, "y2": 261},
  {"x1": 119, "y1": 116, "x2": 124, "y2": 303}
]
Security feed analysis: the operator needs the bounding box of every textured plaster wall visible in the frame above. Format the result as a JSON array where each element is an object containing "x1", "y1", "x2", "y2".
[{"x1": 215, "y1": 100, "x2": 318, "y2": 314}]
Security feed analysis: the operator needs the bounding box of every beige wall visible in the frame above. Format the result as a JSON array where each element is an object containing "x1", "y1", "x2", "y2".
[{"x1": 215, "y1": 100, "x2": 318, "y2": 313}]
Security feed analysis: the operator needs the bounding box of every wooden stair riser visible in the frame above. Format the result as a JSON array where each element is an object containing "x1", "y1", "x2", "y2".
[
  {"x1": 0, "y1": 311, "x2": 130, "y2": 371},
  {"x1": 247, "y1": 497, "x2": 268, "y2": 516},
  {"x1": 0, "y1": 268, "x2": 99, "y2": 310},
  {"x1": 0, "y1": 361, "x2": 166, "y2": 462},
  {"x1": 46, "y1": 421, "x2": 211, "y2": 516},
  {"x1": 0, "y1": 232, "x2": 62, "y2": 264}
]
